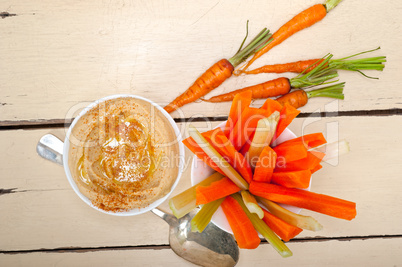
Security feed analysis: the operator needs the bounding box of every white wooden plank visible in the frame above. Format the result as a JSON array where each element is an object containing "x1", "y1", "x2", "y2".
[
  {"x1": 1, "y1": 238, "x2": 402, "y2": 267},
  {"x1": 1, "y1": 116, "x2": 402, "y2": 252},
  {"x1": 0, "y1": 0, "x2": 401, "y2": 122}
]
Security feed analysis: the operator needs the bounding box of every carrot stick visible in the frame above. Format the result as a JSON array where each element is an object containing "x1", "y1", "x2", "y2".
[
  {"x1": 275, "y1": 151, "x2": 325, "y2": 172},
  {"x1": 239, "y1": 133, "x2": 254, "y2": 156},
  {"x1": 311, "y1": 164, "x2": 323, "y2": 174},
  {"x1": 237, "y1": 1, "x2": 338, "y2": 73},
  {"x1": 189, "y1": 125, "x2": 249, "y2": 190},
  {"x1": 262, "y1": 209, "x2": 303, "y2": 242},
  {"x1": 196, "y1": 177, "x2": 240, "y2": 205},
  {"x1": 221, "y1": 196, "x2": 261, "y2": 249},
  {"x1": 244, "y1": 59, "x2": 323, "y2": 74},
  {"x1": 273, "y1": 103, "x2": 300, "y2": 141},
  {"x1": 278, "y1": 132, "x2": 327, "y2": 149},
  {"x1": 271, "y1": 170, "x2": 312, "y2": 189},
  {"x1": 257, "y1": 196, "x2": 323, "y2": 231},
  {"x1": 275, "y1": 90, "x2": 309, "y2": 109},
  {"x1": 204, "y1": 77, "x2": 291, "y2": 103},
  {"x1": 273, "y1": 142, "x2": 308, "y2": 163},
  {"x1": 183, "y1": 127, "x2": 253, "y2": 181},
  {"x1": 205, "y1": 128, "x2": 253, "y2": 183},
  {"x1": 224, "y1": 90, "x2": 252, "y2": 137},
  {"x1": 182, "y1": 136, "x2": 223, "y2": 174},
  {"x1": 164, "y1": 27, "x2": 272, "y2": 113},
  {"x1": 253, "y1": 146, "x2": 277, "y2": 183},
  {"x1": 250, "y1": 182, "x2": 357, "y2": 220},
  {"x1": 231, "y1": 193, "x2": 293, "y2": 257},
  {"x1": 260, "y1": 98, "x2": 283, "y2": 115},
  {"x1": 229, "y1": 107, "x2": 270, "y2": 151},
  {"x1": 169, "y1": 172, "x2": 224, "y2": 218}
]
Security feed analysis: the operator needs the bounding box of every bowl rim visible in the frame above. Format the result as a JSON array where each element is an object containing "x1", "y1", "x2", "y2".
[{"x1": 63, "y1": 94, "x2": 185, "y2": 216}]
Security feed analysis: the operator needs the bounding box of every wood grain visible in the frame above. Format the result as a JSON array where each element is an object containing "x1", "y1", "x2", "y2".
[
  {"x1": 1, "y1": 116, "x2": 402, "y2": 254},
  {"x1": 1, "y1": 0, "x2": 401, "y2": 123},
  {"x1": 1, "y1": 238, "x2": 402, "y2": 266},
  {"x1": 1, "y1": 1, "x2": 402, "y2": 264}
]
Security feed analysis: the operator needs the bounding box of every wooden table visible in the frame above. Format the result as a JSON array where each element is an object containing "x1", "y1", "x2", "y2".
[{"x1": 1, "y1": 0, "x2": 402, "y2": 266}]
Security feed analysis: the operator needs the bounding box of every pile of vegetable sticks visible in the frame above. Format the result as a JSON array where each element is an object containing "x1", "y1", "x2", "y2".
[{"x1": 170, "y1": 92, "x2": 355, "y2": 257}]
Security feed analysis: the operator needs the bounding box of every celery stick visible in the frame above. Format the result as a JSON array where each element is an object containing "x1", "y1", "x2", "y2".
[
  {"x1": 188, "y1": 124, "x2": 249, "y2": 190},
  {"x1": 241, "y1": 190, "x2": 264, "y2": 219},
  {"x1": 257, "y1": 196, "x2": 323, "y2": 231},
  {"x1": 169, "y1": 172, "x2": 225, "y2": 219},
  {"x1": 231, "y1": 193, "x2": 293, "y2": 258},
  {"x1": 309, "y1": 139, "x2": 350, "y2": 162},
  {"x1": 191, "y1": 198, "x2": 225, "y2": 233},
  {"x1": 246, "y1": 111, "x2": 279, "y2": 168}
]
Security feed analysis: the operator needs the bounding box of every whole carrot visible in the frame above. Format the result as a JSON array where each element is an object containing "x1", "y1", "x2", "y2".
[
  {"x1": 244, "y1": 59, "x2": 323, "y2": 74},
  {"x1": 244, "y1": 47, "x2": 386, "y2": 76},
  {"x1": 164, "y1": 26, "x2": 272, "y2": 113},
  {"x1": 276, "y1": 82, "x2": 345, "y2": 109},
  {"x1": 164, "y1": 59, "x2": 234, "y2": 113},
  {"x1": 205, "y1": 77, "x2": 291, "y2": 103},
  {"x1": 204, "y1": 53, "x2": 339, "y2": 103},
  {"x1": 236, "y1": 0, "x2": 343, "y2": 74}
]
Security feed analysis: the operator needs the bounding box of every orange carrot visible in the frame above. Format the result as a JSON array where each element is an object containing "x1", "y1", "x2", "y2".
[
  {"x1": 276, "y1": 82, "x2": 345, "y2": 109},
  {"x1": 278, "y1": 133, "x2": 327, "y2": 149},
  {"x1": 271, "y1": 170, "x2": 312, "y2": 189},
  {"x1": 183, "y1": 128, "x2": 253, "y2": 182},
  {"x1": 276, "y1": 151, "x2": 325, "y2": 172},
  {"x1": 221, "y1": 196, "x2": 261, "y2": 249},
  {"x1": 262, "y1": 209, "x2": 303, "y2": 242},
  {"x1": 182, "y1": 136, "x2": 223, "y2": 174},
  {"x1": 164, "y1": 27, "x2": 273, "y2": 113},
  {"x1": 253, "y1": 146, "x2": 277, "y2": 183},
  {"x1": 224, "y1": 90, "x2": 252, "y2": 137},
  {"x1": 260, "y1": 98, "x2": 283, "y2": 115},
  {"x1": 238, "y1": 3, "x2": 330, "y2": 73},
  {"x1": 204, "y1": 77, "x2": 291, "y2": 103},
  {"x1": 229, "y1": 107, "x2": 270, "y2": 151},
  {"x1": 273, "y1": 142, "x2": 308, "y2": 163},
  {"x1": 205, "y1": 128, "x2": 253, "y2": 183},
  {"x1": 239, "y1": 131, "x2": 254, "y2": 156},
  {"x1": 244, "y1": 47, "x2": 386, "y2": 76},
  {"x1": 276, "y1": 90, "x2": 309, "y2": 109},
  {"x1": 249, "y1": 182, "x2": 357, "y2": 220},
  {"x1": 165, "y1": 59, "x2": 234, "y2": 113},
  {"x1": 244, "y1": 59, "x2": 324, "y2": 74},
  {"x1": 311, "y1": 163, "x2": 323, "y2": 174},
  {"x1": 206, "y1": 53, "x2": 344, "y2": 104},
  {"x1": 196, "y1": 177, "x2": 240, "y2": 205},
  {"x1": 273, "y1": 103, "x2": 300, "y2": 141}
]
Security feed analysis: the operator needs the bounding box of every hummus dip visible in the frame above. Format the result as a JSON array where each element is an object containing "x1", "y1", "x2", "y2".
[{"x1": 67, "y1": 97, "x2": 180, "y2": 212}]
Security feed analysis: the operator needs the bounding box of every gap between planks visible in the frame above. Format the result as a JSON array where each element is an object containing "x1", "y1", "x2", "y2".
[
  {"x1": 1, "y1": 235, "x2": 402, "y2": 255},
  {"x1": 1, "y1": 108, "x2": 402, "y2": 130}
]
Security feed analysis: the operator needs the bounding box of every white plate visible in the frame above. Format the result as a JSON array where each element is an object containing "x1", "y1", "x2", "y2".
[{"x1": 190, "y1": 122, "x2": 311, "y2": 234}]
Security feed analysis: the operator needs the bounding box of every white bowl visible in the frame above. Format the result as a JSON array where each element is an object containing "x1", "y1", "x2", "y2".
[
  {"x1": 190, "y1": 122, "x2": 310, "y2": 234},
  {"x1": 63, "y1": 94, "x2": 185, "y2": 216}
]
